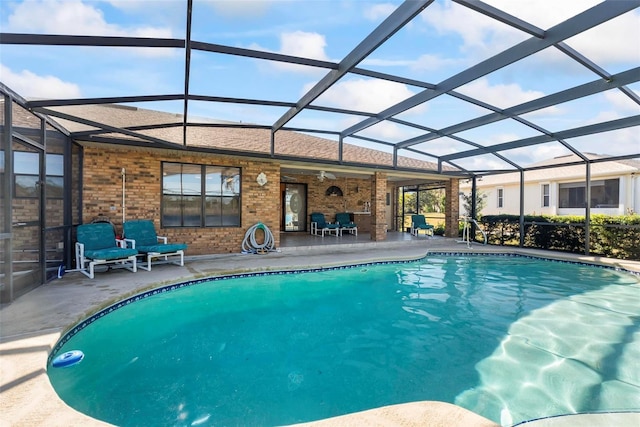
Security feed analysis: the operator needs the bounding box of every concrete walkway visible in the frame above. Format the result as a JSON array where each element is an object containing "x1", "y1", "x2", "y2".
[{"x1": 1, "y1": 238, "x2": 639, "y2": 426}]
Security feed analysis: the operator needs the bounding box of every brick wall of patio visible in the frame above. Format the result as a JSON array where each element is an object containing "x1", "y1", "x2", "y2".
[{"x1": 81, "y1": 144, "x2": 281, "y2": 255}]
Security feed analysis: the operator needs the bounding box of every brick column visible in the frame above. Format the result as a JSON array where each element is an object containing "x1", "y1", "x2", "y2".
[
  {"x1": 445, "y1": 178, "x2": 460, "y2": 238},
  {"x1": 371, "y1": 172, "x2": 387, "y2": 241}
]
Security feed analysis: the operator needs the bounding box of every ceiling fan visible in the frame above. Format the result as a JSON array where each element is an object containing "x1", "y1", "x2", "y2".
[{"x1": 316, "y1": 170, "x2": 336, "y2": 182}]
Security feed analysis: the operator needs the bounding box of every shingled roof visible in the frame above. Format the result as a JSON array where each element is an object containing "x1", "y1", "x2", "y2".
[{"x1": 45, "y1": 103, "x2": 458, "y2": 175}]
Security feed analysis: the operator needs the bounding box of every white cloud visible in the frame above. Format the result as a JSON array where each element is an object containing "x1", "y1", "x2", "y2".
[
  {"x1": 311, "y1": 78, "x2": 418, "y2": 113},
  {"x1": 363, "y1": 53, "x2": 460, "y2": 72},
  {"x1": 566, "y1": 10, "x2": 640, "y2": 66},
  {"x1": 4, "y1": 0, "x2": 176, "y2": 58},
  {"x1": 483, "y1": 0, "x2": 600, "y2": 29},
  {"x1": 301, "y1": 78, "x2": 431, "y2": 143},
  {"x1": 505, "y1": 143, "x2": 570, "y2": 166},
  {"x1": 279, "y1": 31, "x2": 329, "y2": 61},
  {"x1": 362, "y1": 58, "x2": 415, "y2": 67},
  {"x1": 424, "y1": 0, "x2": 639, "y2": 69},
  {"x1": 456, "y1": 77, "x2": 562, "y2": 113},
  {"x1": 452, "y1": 154, "x2": 513, "y2": 172},
  {"x1": 358, "y1": 120, "x2": 418, "y2": 142},
  {"x1": 563, "y1": 127, "x2": 640, "y2": 159},
  {"x1": 603, "y1": 90, "x2": 640, "y2": 115},
  {"x1": 412, "y1": 53, "x2": 461, "y2": 72},
  {"x1": 0, "y1": 65, "x2": 82, "y2": 98},
  {"x1": 364, "y1": 3, "x2": 396, "y2": 22},
  {"x1": 5, "y1": 0, "x2": 173, "y2": 38},
  {"x1": 205, "y1": 0, "x2": 272, "y2": 18},
  {"x1": 420, "y1": 1, "x2": 525, "y2": 58},
  {"x1": 249, "y1": 31, "x2": 331, "y2": 74}
]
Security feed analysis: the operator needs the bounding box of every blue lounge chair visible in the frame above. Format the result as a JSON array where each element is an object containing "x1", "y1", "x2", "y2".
[
  {"x1": 123, "y1": 220, "x2": 188, "y2": 271},
  {"x1": 310, "y1": 212, "x2": 340, "y2": 237},
  {"x1": 335, "y1": 212, "x2": 358, "y2": 236},
  {"x1": 411, "y1": 214, "x2": 434, "y2": 237},
  {"x1": 75, "y1": 223, "x2": 138, "y2": 279}
]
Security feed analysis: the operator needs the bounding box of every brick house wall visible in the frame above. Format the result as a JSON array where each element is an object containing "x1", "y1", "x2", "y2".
[
  {"x1": 371, "y1": 172, "x2": 387, "y2": 241},
  {"x1": 81, "y1": 143, "x2": 281, "y2": 255},
  {"x1": 80, "y1": 143, "x2": 459, "y2": 254},
  {"x1": 291, "y1": 174, "x2": 373, "y2": 227},
  {"x1": 445, "y1": 178, "x2": 460, "y2": 238}
]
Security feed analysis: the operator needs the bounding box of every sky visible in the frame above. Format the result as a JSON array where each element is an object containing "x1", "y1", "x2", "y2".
[{"x1": 1, "y1": 0, "x2": 639, "y2": 171}]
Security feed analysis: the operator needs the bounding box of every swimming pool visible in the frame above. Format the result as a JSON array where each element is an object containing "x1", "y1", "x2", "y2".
[{"x1": 48, "y1": 254, "x2": 640, "y2": 426}]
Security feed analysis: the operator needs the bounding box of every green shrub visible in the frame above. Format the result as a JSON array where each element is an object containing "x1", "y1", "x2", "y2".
[{"x1": 476, "y1": 214, "x2": 640, "y2": 260}]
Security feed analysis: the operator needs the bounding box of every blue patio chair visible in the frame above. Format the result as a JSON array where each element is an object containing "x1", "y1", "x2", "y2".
[
  {"x1": 310, "y1": 212, "x2": 340, "y2": 237},
  {"x1": 75, "y1": 223, "x2": 138, "y2": 279},
  {"x1": 335, "y1": 212, "x2": 358, "y2": 236},
  {"x1": 411, "y1": 214, "x2": 435, "y2": 237},
  {"x1": 123, "y1": 220, "x2": 188, "y2": 271}
]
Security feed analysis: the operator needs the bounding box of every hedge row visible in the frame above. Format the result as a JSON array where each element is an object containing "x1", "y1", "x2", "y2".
[{"x1": 472, "y1": 214, "x2": 640, "y2": 261}]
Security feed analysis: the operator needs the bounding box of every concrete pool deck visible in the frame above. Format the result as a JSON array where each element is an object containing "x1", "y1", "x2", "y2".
[{"x1": 2, "y1": 235, "x2": 639, "y2": 426}]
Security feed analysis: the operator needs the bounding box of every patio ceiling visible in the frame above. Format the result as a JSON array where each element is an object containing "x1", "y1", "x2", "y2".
[{"x1": 1, "y1": 0, "x2": 639, "y2": 179}]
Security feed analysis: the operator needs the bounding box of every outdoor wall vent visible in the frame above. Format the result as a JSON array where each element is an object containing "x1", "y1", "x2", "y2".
[{"x1": 326, "y1": 186, "x2": 343, "y2": 197}]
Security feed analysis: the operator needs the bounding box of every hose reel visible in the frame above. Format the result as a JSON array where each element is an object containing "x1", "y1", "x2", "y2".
[{"x1": 241, "y1": 222, "x2": 275, "y2": 254}]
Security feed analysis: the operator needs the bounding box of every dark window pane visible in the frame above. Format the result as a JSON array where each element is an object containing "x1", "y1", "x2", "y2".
[
  {"x1": 222, "y1": 196, "x2": 240, "y2": 226},
  {"x1": 15, "y1": 175, "x2": 39, "y2": 197},
  {"x1": 182, "y1": 196, "x2": 202, "y2": 226},
  {"x1": 162, "y1": 195, "x2": 182, "y2": 227},
  {"x1": 606, "y1": 179, "x2": 619, "y2": 205},
  {"x1": 46, "y1": 176, "x2": 64, "y2": 199},
  {"x1": 205, "y1": 197, "x2": 222, "y2": 226}
]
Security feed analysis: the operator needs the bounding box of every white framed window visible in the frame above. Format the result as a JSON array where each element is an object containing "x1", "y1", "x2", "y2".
[
  {"x1": 541, "y1": 183, "x2": 550, "y2": 207},
  {"x1": 497, "y1": 188, "x2": 504, "y2": 208}
]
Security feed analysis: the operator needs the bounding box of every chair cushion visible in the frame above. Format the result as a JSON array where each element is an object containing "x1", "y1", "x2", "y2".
[
  {"x1": 335, "y1": 213, "x2": 357, "y2": 229},
  {"x1": 77, "y1": 223, "x2": 117, "y2": 251},
  {"x1": 123, "y1": 220, "x2": 159, "y2": 247},
  {"x1": 137, "y1": 243, "x2": 187, "y2": 254},
  {"x1": 85, "y1": 247, "x2": 138, "y2": 260},
  {"x1": 310, "y1": 213, "x2": 326, "y2": 227}
]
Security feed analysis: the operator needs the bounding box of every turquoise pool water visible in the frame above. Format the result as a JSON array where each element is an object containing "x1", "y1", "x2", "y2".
[{"x1": 48, "y1": 255, "x2": 640, "y2": 426}]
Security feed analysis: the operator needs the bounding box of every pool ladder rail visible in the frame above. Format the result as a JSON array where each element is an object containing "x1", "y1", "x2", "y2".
[{"x1": 458, "y1": 216, "x2": 488, "y2": 248}]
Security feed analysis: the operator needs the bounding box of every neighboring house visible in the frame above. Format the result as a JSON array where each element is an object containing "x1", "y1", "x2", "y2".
[{"x1": 460, "y1": 154, "x2": 640, "y2": 217}]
